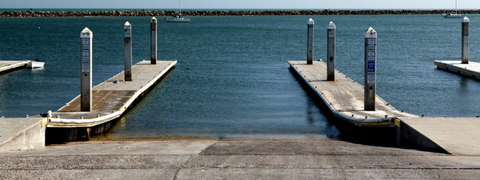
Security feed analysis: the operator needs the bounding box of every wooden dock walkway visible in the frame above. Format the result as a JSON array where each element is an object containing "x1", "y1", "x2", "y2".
[
  {"x1": 48, "y1": 60, "x2": 176, "y2": 128},
  {"x1": 289, "y1": 60, "x2": 418, "y2": 127},
  {"x1": 0, "y1": 60, "x2": 29, "y2": 74},
  {"x1": 434, "y1": 60, "x2": 480, "y2": 78}
]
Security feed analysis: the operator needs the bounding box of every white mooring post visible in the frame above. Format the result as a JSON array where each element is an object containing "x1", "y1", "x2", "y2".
[
  {"x1": 307, "y1": 18, "x2": 314, "y2": 65},
  {"x1": 327, "y1": 21, "x2": 336, "y2": 81},
  {"x1": 151, "y1": 17, "x2": 157, "y2": 64},
  {"x1": 81, "y1": 27, "x2": 93, "y2": 111},
  {"x1": 124, "y1": 21, "x2": 132, "y2": 81},
  {"x1": 462, "y1": 16, "x2": 469, "y2": 64},
  {"x1": 364, "y1": 27, "x2": 377, "y2": 111}
]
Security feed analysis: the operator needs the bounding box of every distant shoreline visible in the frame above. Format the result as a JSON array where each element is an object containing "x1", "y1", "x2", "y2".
[{"x1": 1, "y1": 9, "x2": 479, "y2": 17}]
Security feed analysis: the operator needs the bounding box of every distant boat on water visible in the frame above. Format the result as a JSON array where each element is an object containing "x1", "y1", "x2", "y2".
[
  {"x1": 165, "y1": 0, "x2": 190, "y2": 23},
  {"x1": 443, "y1": 0, "x2": 465, "y2": 18}
]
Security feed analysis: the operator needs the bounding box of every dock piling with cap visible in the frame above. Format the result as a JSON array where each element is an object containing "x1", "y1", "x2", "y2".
[
  {"x1": 462, "y1": 16, "x2": 469, "y2": 64},
  {"x1": 80, "y1": 27, "x2": 93, "y2": 112},
  {"x1": 364, "y1": 27, "x2": 377, "y2": 111},
  {"x1": 307, "y1": 18, "x2": 314, "y2": 65},
  {"x1": 151, "y1": 17, "x2": 157, "y2": 64},
  {"x1": 124, "y1": 21, "x2": 132, "y2": 81},
  {"x1": 327, "y1": 21, "x2": 336, "y2": 81}
]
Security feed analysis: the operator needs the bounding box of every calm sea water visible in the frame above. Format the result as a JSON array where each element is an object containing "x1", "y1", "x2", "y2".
[{"x1": 0, "y1": 14, "x2": 479, "y2": 140}]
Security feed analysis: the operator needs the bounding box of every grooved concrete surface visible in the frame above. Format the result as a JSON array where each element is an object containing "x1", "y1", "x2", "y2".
[
  {"x1": 401, "y1": 117, "x2": 480, "y2": 156},
  {"x1": 0, "y1": 118, "x2": 46, "y2": 152},
  {"x1": 1, "y1": 140, "x2": 479, "y2": 179}
]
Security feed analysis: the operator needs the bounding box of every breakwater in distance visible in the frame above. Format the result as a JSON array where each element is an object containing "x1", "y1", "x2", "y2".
[{"x1": 2, "y1": 9, "x2": 480, "y2": 17}]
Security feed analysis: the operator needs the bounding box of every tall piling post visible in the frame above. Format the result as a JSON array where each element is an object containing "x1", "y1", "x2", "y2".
[
  {"x1": 462, "y1": 16, "x2": 469, "y2": 64},
  {"x1": 80, "y1": 27, "x2": 93, "y2": 111},
  {"x1": 124, "y1": 21, "x2": 132, "y2": 81},
  {"x1": 307, "y1": 18, "x2": 314, "y2": 65},
  {"x1": 151, "y1": 17, "x2": 157, "y2": 64},
  {"x1": 364, "y1": 27, "x2": 377, "y2": 111},
  {"x1": 327, "y1": 21, "x2": 336, "y2": 81}
]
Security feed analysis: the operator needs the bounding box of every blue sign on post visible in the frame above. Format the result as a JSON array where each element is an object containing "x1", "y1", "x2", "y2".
[
  {"x1": 368, "y1": 62, "x2": 375, "y2": 72},
  {"x1": 367, "y1": 38, "x2": 375, "y2": 83}
]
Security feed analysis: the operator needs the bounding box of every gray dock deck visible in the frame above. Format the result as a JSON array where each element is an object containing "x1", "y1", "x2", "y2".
[
  {"x1": 0, "y1": 117, "x2": 47, "y2": 152},
  {"x1": 289, "y1": 61, "x2": 418, "y2": 127},
  {"x1": 397, "y1": 117, "x2": 480, "y2": 156},
  {"x1": 48, "y1": 60, "x2": 176, "y2": 128},
  {"x1": 434, "y1": 60, "x2": 480, "y2": 77},
  {"x1": 0, "y1": 60, "x2": 29, "y2": 73}
]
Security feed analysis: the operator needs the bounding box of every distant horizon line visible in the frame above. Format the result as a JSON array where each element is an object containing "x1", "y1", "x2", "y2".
[{"x1": 1, "y1": 8, "x2": 480, "y2": 10}]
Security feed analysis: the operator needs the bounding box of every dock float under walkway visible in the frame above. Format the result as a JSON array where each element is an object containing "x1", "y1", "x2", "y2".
[
  {"x1": 397, "y1": 117, "x2": 480, "y2": 156},
  {"x1": 289, "y1": 61, "x2": 418, "y2": 127},
  {"x1": 434, "y1": 60, "x2": 480, "y2": 78},
  {"x1": 48, "y1": 60, "x2": 176, "y2": 132}
]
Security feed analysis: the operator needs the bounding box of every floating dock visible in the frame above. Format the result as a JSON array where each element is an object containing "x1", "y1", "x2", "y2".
[
  {"x1": 290, "y1": 60, "x2": 480, "y2": 155},
  {"x1": 0, "y1": 60, "x2": 29, "y2": 74},
  {"x1": 47, "y1": 60, "x2": 176, "y2": 139},
  {"x1": 289, "y1": 61, "x2": 418, "y2": 127},
  {"x1": 434, "y1": 60, "x2": 480, "y2": 78}
]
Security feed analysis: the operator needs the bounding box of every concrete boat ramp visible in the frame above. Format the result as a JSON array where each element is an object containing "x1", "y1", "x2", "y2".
[
  {"x1": 0, "y1": 117, "x2": 47, "y2": 152},
  {"x1": 397, "y1": 117, "x2": 480, "y2": 156}
]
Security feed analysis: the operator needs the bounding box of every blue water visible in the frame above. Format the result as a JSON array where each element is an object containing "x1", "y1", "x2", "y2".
[{"x1": 1, "y1": 14, "x2": 479, "y2": 140}]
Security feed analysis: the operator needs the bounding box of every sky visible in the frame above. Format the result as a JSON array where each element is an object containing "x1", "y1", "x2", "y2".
[{"x1": 1, "y1": 0, "x2": 480, "y2": 10}]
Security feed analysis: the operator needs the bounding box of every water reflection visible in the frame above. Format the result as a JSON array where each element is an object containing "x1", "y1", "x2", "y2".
[{"x1": 305, "y1": 99, "x2": 316, "y2": 125}]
